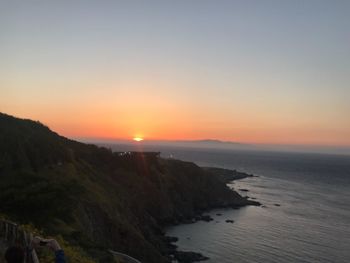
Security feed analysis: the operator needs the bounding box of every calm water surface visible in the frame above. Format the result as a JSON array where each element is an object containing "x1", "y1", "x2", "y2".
[{"x1": 164, "y1": 149, "x2": 350, "y2": 263}]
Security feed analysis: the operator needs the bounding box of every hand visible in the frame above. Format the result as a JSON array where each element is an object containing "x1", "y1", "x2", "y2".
[
  {"x1": 46, "y1": 239, "x2": 62, "y2": 252},
  {"x1": 32, "y1": 236, "x2": 62, "y2": 252},
  {"x1": 31, "y1": 236, "x2": 42, "y2": 249}
]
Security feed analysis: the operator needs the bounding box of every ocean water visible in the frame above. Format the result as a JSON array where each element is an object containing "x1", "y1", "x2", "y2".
[{"x1": 163, "y1": 148, "x2": 350, "y2": 263}]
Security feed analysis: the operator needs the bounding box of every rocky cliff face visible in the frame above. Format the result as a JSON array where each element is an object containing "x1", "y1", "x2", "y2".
[{"x1": 0, "y1": 113, "x2": 258, "y2": 262}]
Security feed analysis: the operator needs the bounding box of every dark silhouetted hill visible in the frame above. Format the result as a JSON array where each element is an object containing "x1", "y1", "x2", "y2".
[{"x1": 0, "y1": 113, "x2": 257, "y2": 262}]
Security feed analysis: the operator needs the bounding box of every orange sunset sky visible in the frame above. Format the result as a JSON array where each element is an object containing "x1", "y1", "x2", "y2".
[{"x1": 1, "y1": 1, "x2": 350, "y2": 146}]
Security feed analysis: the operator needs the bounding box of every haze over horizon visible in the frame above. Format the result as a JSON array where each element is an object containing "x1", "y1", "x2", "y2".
[
  {"x1": 76, "y1": 136, "x2": 350, "y2": 156},
  {"x1": 1, "y1": 1, "x2": 350, "y2": 147}
]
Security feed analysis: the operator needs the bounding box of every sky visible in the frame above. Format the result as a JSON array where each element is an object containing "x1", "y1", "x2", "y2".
[{"x1": 1, "y1": 0, "x2": 350, "y2": 146}]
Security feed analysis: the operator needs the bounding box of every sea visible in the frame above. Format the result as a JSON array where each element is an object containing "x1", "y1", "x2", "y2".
[
  {"x1": 104, "y1": 143, "x2": 350, "y2": 263},
  {"x1": 160, "y1": 147, "x2": 350, "y2": 263}
]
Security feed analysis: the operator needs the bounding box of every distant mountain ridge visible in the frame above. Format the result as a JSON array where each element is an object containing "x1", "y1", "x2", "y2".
[
  {"x1": 78, "y1": 138, "x2": 247, "y2": 151},
  {"x1": 0, "y1": 112, "x2": 257, "y2": 263},
  {"x1": 174, "y1": 139, "x2": 243, "y2": 144},
  {"x1": 79, "y1": 137, "x2": 350, "y2": 156}
]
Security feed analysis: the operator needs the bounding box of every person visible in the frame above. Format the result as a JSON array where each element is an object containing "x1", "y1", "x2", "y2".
[
  {"x1": 4, "y1": 237, "x2": 66, "y2": 263},
  {"x1": 31, "y1": 237, "x2": 66, "y2": 263},
  {"x1": 4, "y1": 246, "x2": 24, "y2": 263}
]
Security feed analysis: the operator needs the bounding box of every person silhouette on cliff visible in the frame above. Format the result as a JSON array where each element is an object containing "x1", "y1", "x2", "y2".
[
  {"x1": 32, "y1": 237, "x2": 66, "y2": 263},
  {"x1": 4, "y1": 237, "x2": 66, "y2": 263}
]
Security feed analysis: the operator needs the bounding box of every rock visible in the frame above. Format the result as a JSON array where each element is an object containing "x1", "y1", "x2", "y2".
[
  {"x1": 239, "y1": 188, "x2": 249, "y2": 192},
  {"x1": 167, "y1": 243, "x2": 178, "y2": 251},
  {"x1": 182, "y1": 218, "x2": 196, "y2": 224},
  {"x1": 274, "y1": 203, "x2": 281, "y2": 207},
  {"x1": 225, "y1": 219, "x2": 234, "y2": 223},
  {"x1": 174, "y1": 251, "x2": 209, "y2": 263},
  {"x1": 164, "y1": 236, "x2": 178, "y2": 252},
  {"x1": 165, "y1": 236, "x2": 178, "y2": 243},
  {"x1": 204, "y1": 167, "x2": 255, "y2": 183},
  {"x1": 194, "y1": 215, "x2": 202, "y2": 221},
  {"x1": 216, "y1": 213, "x2": 222, "y2": 216},
  {"x1": 246, "y1": 200, "x2": 261, "y2": 206},
  {"x1": 199, "y1": 215, "x2": 213, "y2": 222}
]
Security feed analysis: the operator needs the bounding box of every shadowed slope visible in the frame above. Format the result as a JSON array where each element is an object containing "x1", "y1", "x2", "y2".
[{"x1": 0, "y1": 113, "x2": 257, "y2": 262}]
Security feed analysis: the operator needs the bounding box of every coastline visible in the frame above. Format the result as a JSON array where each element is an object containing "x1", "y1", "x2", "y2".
[{"x1": 165, "y1": 167, "x2": 260, "y2": 263}]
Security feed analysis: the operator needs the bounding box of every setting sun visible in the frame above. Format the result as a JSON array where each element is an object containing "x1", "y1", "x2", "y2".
[{"x1": 133, "y1": 137, "x2": 144, "y2": 142}]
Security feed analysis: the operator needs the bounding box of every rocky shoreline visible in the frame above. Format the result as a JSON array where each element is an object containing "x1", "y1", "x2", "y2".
[
  {"x1": 203, "y1": 167, "x2": 258, "y2": 183},
  {"x1": 165, "y1": 167, "x2": 260, "y2": 263}
]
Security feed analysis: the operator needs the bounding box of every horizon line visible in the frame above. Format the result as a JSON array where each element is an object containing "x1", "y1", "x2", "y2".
[{"x1": 73, "y1": 136, "x2": 350, "y2": 149}]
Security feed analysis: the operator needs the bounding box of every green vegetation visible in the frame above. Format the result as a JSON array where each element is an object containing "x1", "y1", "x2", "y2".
[{"x1": 0, "y1": 113, "x2": 253, "y2": 262}]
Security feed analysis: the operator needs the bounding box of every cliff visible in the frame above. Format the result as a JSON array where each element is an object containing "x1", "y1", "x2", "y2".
[{"x1": 0, "y1": 113, "x2": 258, "y2": 262}]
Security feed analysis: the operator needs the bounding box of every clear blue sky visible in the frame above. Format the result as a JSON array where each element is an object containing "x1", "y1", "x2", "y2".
[{"x1": 1, "y1": 0, "x2": 349, "y2": 145}]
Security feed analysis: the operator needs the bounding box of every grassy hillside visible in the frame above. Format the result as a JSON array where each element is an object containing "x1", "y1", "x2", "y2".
[{"x1": 0, "y1": 113, "x2": 257, "y2": 262}]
